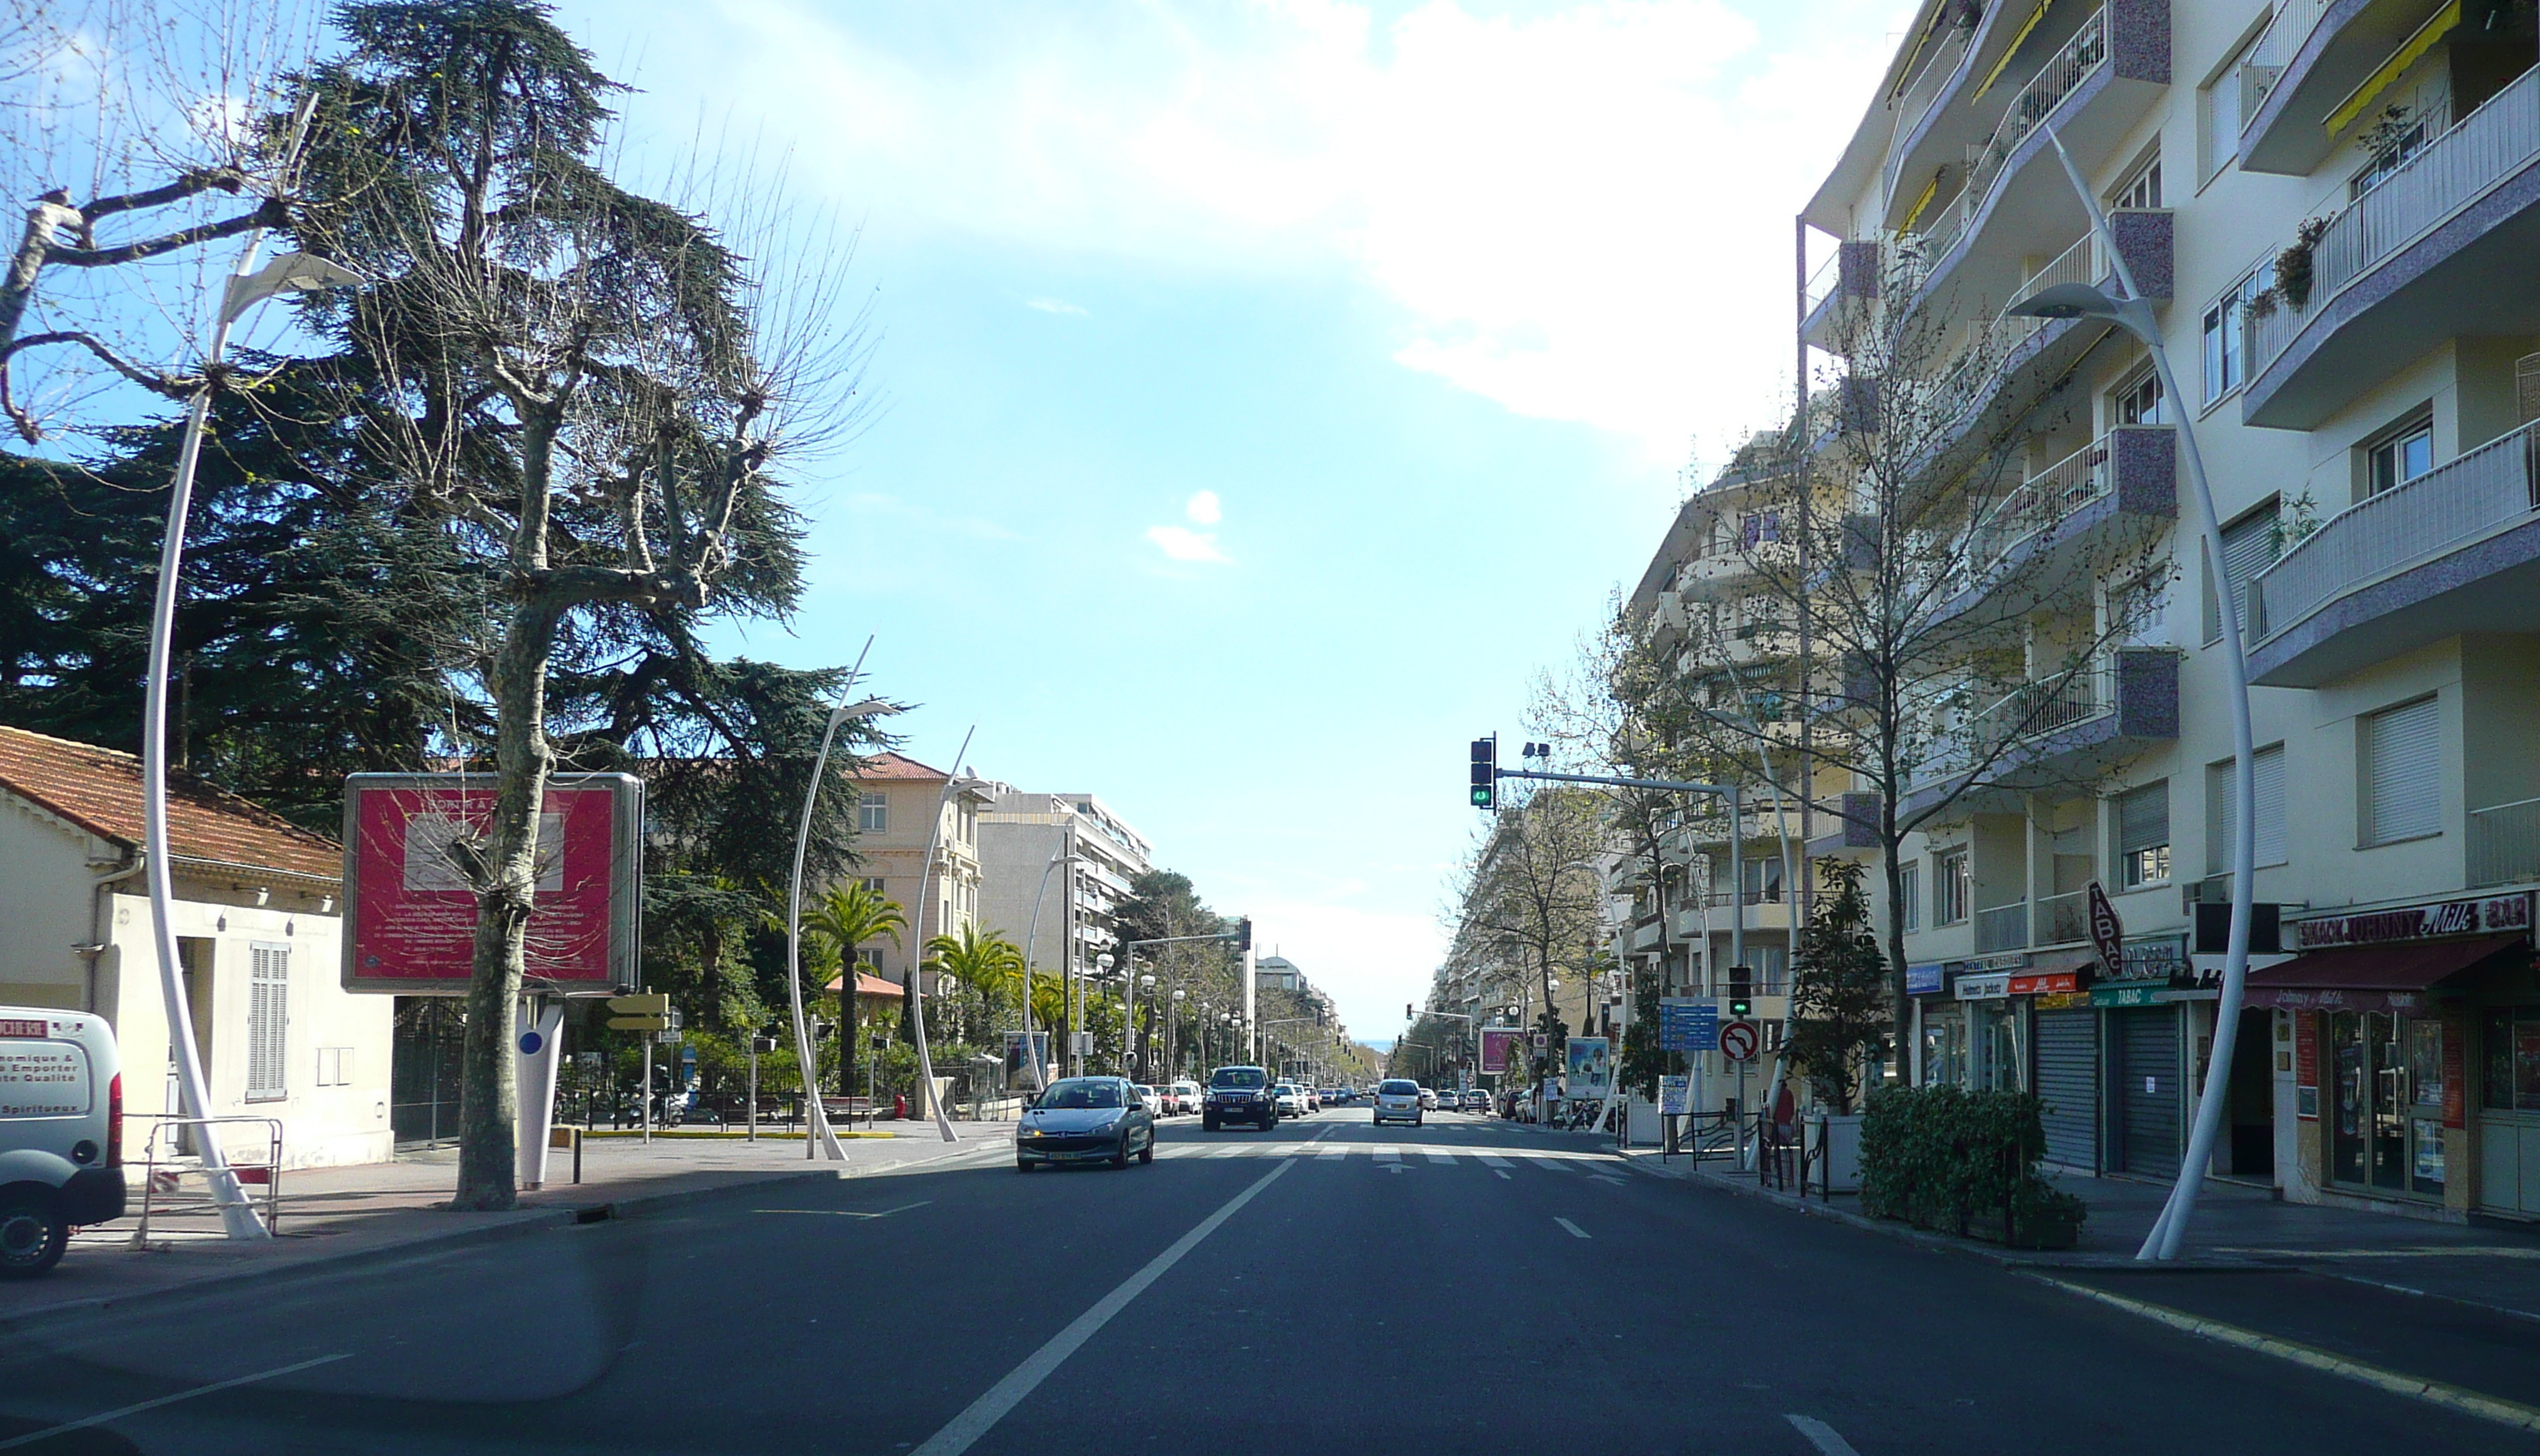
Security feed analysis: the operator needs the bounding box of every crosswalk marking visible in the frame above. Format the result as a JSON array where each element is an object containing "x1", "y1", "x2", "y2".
[
  {"x1": 1528, "y1": 1155, "x2": 1577, "y2": 1174},
  {"x1": 1476, "y1": 1154, "x2": 1512, "y2": 1168},
  {"x1": 1424, "y1": 1150, "x2": 1457, "y2": 1165},
  {"x1": 1317, "y1": 1141, "x2": 1350, "y2": 1158},
  {"x1": 1374, "y1": 1145, "x2": 1399, "y2": 1163}
]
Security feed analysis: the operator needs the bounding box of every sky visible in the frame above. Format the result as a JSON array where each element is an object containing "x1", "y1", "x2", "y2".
[{"x1": 544, "y1": 0, "x2": 1917, "y2": 1045}]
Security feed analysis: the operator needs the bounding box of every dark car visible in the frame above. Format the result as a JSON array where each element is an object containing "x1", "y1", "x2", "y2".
[
  {"x1": 1016, "y1": 1076, "x2": 1156, "y2": 1171},
  {"x1": 1201, "y1": 1066, "x2": 1278, "y2": 1131}
]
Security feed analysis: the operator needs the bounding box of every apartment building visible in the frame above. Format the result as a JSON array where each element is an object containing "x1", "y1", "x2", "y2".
[
  {"x1": 838, "y1": 753, "x2": 988, "y2": 990},
  {"x1": 1804, "y1": 0, "x2": 2540, "y2": 1220},
  {"x1": 975, "y1": 787, "x2": 1151, "y2": 981}
]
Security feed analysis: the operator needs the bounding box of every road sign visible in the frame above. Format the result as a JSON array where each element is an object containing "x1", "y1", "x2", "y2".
[
  {"x1": 2087, "y1": 881, "x2": 2125, "y2": 977},
  {"x1": 607, "y1": 991, "x2": 669, "y2": 1032},
  {"x1": 1718, "y1": 1020, "x2": 1761, "y2": 1062},
  {"x1": 1658, "y1": 997, "x2": 1718, "y2": 1052}
]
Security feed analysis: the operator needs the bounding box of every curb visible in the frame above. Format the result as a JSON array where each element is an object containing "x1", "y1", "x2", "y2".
[{"x1": 1, "y1": 1136, "x2": 1011, "y2": 1336}]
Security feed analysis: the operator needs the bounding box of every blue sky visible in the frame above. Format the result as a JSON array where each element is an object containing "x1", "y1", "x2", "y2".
[{"x1": 544, "y1": 0, "x2": 1916, "y2": 1041}]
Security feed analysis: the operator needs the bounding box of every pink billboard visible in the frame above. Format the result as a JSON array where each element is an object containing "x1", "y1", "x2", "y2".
[
  {"x1": 340, "y1": 773, "x2": 642, "y2": 996},
  {"x1": 1479, "y1": 1027, "x2": 1526, "y2": 1076}
]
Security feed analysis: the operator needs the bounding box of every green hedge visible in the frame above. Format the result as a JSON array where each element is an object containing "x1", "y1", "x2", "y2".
[{"x1": 1859, "y1": 1086, "x2": 2086, "y2": 1245}]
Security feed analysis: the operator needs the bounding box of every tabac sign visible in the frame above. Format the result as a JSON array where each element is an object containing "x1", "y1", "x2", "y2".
[{"x1": 2289, "y1": 893, "x2": 2531, "y2": 952}]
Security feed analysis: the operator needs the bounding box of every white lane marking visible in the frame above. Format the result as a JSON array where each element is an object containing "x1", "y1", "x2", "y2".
[
  {"x1": 1316, "y1": 1141, "x2": 1351, "y2": 1158},
  {"x1": 1208, "y1": 1146, "x2": 1245, "y2": 1158},
  {"x1": 1424, "y1": 1150, "x2": 1457, "y2": 1165},
  {"x1": 1494, "y1": 1170, "x2": 1512, "y2": 1180},
  {"x1": 1785, "y1": 1414, "x2": 1862, "y2": 1456},
  {"x1": 1531, "y1": 1156, "x2": 1578, "y2": 1174},
  {"x1": 0, "y1": 1353, "x2": 354, "y2": 1451},
  {"x1": 1555, "y1": 1217, "x2": 1590, "y2": 1240},
  {"x1": 1592, "y1": 1174, "x2": 1627, "y2": 1186},
  {"x1": 1374, "y1": 1146, "x2": 1400, "y2": 1163},
  {"x1": 1476, "y1": 1153, "x2": 1513, "y2": 1168},
  {"x1": 912, "y1": 1158, "x2": 1298, "y2": 1456},
  {"x1": 753, "y1": 1200, "x2": 932, "y2": 1219}
]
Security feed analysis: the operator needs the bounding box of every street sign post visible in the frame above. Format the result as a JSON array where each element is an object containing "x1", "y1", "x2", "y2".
[
  {"x1": 1718, "y1": 1019, "x2": 1760, "y2": 1062},
  {"x1": 1658, "y1": 997, "x2": 1719, "y2": 1052}
]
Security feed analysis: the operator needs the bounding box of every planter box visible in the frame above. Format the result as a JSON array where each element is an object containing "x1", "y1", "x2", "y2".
[{"x1": 1962, "y1": 1205, "x2": 2084, "y2": 1250}]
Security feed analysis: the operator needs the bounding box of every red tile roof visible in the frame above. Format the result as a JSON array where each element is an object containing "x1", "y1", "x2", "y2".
[
  {"x1": 850, "y1": 752, "x2": 949, "y2": 782},
  {"x1": 823, "y1": 971, "x2": 906, "y2": 999},
  {"x1": 0, "y1": 725, "x2": 342, "y2": 882}
]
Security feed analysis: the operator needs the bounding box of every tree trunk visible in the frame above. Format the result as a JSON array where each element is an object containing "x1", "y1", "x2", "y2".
[
  {"x1": 0, "y1": 198, "x2": 69, "y2": 357},
  {"x1": 452, "y1": 601, "x2": 562, "y2": 1211}
]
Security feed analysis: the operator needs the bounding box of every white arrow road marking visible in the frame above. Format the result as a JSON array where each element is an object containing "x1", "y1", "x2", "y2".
[
  {"x1": 1494, "y1": 1170, "x2": 1513, "y2": 1180},
  {"x1": 0, "y1": 1353, "x2": 354, "y2": 1451},
  {"x1": 1555, "y1": 1217, "x2": 1590, "y2": 1240},
  {"x1": 1785, "y1": 1414, "x2": 1862, "y2": 1455},
  {"x1": 912, "y1": 1158, "x2": 1297, "y2": 1456},
  {"x1": 1384, "y1": 1163, "x2": 1409, "y2": 1174}
]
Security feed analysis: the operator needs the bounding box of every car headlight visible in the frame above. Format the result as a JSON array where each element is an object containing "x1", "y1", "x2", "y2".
[{"x1": 1092, "y1": 1117, "x2": 1121, "y2": 1134}]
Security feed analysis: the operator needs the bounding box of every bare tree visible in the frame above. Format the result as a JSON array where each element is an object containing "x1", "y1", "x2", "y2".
[{"x1": 1447, "y1": 786, "x2": 1609, "y2": 1089}]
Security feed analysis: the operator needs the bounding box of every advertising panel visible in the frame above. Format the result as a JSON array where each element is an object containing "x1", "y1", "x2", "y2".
[
  {"x1": 1658, "y1": 1074, "x2": 1690, "y2": 1116},
  {"x1": 1479, "y1": 1027, "x2": 1527, "y2": 1075},
  {"x1": 340, "y1": 773, "x2": 642, "y2": 996},
  {"x1": 1003, "y1": 1031, "x2": 1052, "y2": 1087},
  {"x1": 1564, "y1": 1036, "x2": 1613, "y2": 1100}
]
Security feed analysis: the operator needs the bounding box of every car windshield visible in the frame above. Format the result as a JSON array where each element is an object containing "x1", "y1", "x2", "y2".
[
  {"x1": 1040, "y1": 1080, "x2": 1124, "y2": 1110},
  {"x1": 1211, "y1": 1068, "x2": 1267, "y2": 1089}
]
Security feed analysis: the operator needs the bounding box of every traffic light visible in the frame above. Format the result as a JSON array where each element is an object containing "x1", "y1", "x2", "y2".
[
  {"x1": 607, "y1": 991, "x2": 669, "y2": 1032},
  {"x1": 1236, "y1": 917, "x2": 1253, "y2": 953},
  {"x1": 1469, "y1": 736, "x2": 1497, "y2": 808},
  {"x1": 1727, "y1": 965, "x2": 1752, "y2": 1019}
]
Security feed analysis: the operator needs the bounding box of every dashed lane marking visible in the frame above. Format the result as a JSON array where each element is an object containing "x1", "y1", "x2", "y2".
[
  {"x1": 1555, "y1": 1217, "x2": 1590, "y2": 1240},
  {"x1": 1785, "y1": 1414, "x2": 1862, "y2": 1456},
  {"x1": 1477, "y1": 1154, "x2": 1513, "y2": 1168}
]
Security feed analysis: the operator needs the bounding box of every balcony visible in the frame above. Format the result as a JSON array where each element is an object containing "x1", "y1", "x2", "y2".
[
  {"x1": 2237, "y1": 0, "x2": 2458, "y2": 176},
  {"x1": 1902, "y1": 2, "x2": 2170, "y2": 331},
  {"x1": 2243, "y1": 60, "x2": 2540, "y2": 430},
  {"x1": 2032, "y1": 887, "x2": 2093, "y2": 947},
  {"x1": 2470, "y1": 797, "x2": 2540, "y2": 887},
  {"x1": 1976, "y1": 901, "x2": 2029, "y2": 953},
  {"x1": 1905, "y1": 648, "x2": 2180, "y2": 814},
  {"x1": 2248, "y1": 420, "x2": 2540, "y2": 686},
  {"x1": 1968, "y1": 424, "x2": 2178, "y2": 582},
  {"x1": 1802, "y1": 238, "x2": 1894, "y2": 350}
]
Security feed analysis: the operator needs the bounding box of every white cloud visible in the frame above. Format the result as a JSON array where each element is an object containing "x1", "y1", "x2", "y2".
[
  {"x1": 1144, "y1": 524, "x2": 1230, "y2": 563},
  {"x1": 1183, "y1": 489, "x2": 1221, "y2": 525},
  {"x1": 1025, "y1": 297, "x2": 1087, "y2": 316},
  {"x1": 631, "y1": 0, "x2": 1917, "y2": 461}
]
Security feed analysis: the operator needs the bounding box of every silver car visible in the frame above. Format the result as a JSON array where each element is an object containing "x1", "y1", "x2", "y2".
[
  {"x1": 1017, "y1": 1076, "x2": 1156, "y2": 1171},
  {"x1": 1372, "y1": 1077, "x2": 1422, "y2": 1126}
]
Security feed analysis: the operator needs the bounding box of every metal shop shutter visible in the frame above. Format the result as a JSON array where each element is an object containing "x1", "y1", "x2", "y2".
[
  {"x1": 2115, "y1": 1006, "x2": 2180, "y2": 1180},
  {"x1": 2034, "y1": 1007, "x2": 2099, "y2": 1171}
]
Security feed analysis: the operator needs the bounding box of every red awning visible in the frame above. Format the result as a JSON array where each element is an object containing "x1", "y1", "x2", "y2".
[{"x1": 2245, "y1": 933, "x2": 2526, "y2": 1001}]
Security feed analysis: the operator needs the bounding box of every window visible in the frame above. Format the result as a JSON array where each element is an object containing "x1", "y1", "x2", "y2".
[
  {"x1": 1739, "y1": 511, "x2": 1782, "y2": 548},
  {"x1": 2480, "y1": 1007, "x2": 2540, "y2": 1111},
  {"x1": 2112, "y1": 366, "x2": 2165, "y2": 425},
  {"x1": 2208, "y1": 744, "x2": 2289, "y2": 873},
  {"x1": 2362, "y1": 697, "x2": 2442, "y2": 845},
  {"x1": 2199, "y1": 36, "x2": 2259, "y2": 182},
  {"x1": 862, "y1": 876, "x2": 887, "y2": 896},
  {"x1": 2350, "y1": 114, "x2": 2433, "y2": 200},
  {"x1": 1899, "y1": 862, "x2": 1921, "y2": 934},
  {"x1": 2365, "y1": 415, "x2": 2433, "y2": 497},
  {"x1": 1755, "y1": 943, "x2": 1790, "y2": 994},
  {"x1": 247, "y1": 942, "x2": 289, "y2": 1102},
  {"x1": 2115, "y1": 782, "x2": 2171, "y2": 887},
  {"x1": 2203, "y1": 265, "x2": 2274, "y2": 404},
  {"x1": 2204, "y1": 499, "x2": 2281, "y2": 643},
  {"x1": 856, "y1": 947, "x2": 882, "y2": 969},
  {"x1": 2111, "y1": 152, "x2": 2162, "y2": 211},
  {"x1": 1935, "y1": 848, "x2": 1970, "y2": 926},
  {"x1": 1742, "y1": 854, "x2": 1786, "y2": 902},
  {"x1": 858, "y1": 793, "x2": 888, "y2": 833},
  {"x1": 315, "y1": 1046, "x2": 352, "y2": 1087}
]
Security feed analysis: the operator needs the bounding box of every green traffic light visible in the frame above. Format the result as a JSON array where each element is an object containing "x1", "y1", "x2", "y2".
[{"x1": 1470, "y1": 786, "x2": 1494, "y2": 808}]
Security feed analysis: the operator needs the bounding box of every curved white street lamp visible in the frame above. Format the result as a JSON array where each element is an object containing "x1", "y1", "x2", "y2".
[
  {"x1": 2008, "y1": 132, "x2": 2258, "y2": 1262},
  {"x1": 145, "y1": 242, "x2": 366, "y2": 1241},
  {"x1": 905, "y1": 731, "x2": 979, "y2": 1141}
]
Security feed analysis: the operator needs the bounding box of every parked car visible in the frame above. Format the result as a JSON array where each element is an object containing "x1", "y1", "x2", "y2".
[
  {"x1": 1372, "y1": 1077, "x2": 1422, "y2": 1127},
  {"x1": 0, "y1": 1006, "x2": 126, "y2": 1278},
  {"x1": 1133, "y1": 1084, "x2": 1164, "y2": 1117},
  {"x1": 1273, "y1": 1083, "x2": 1305, "y2": 1117},
  {"x1": 1016, "y1": 1076, "x2": 1156, "y2": 1171},
  {"x1": 1417, "y1": 1086, "x2": 1439, "y2": 1111},
  {"x1": 1461, "y1": 1089, "x2": 1490, "y2": 1112},
  {"x1": 1203, "y1": 1066, "x2": 1279, "y2": 1131},
  {"x1": 1171, "y1": 1080, "x2": 1204, "y2": 1116}
]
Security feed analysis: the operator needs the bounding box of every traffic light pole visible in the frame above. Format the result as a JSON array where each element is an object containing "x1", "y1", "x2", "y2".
[{"x1": 1485, "y1": 766, "x2": 1743, "y2": 976}]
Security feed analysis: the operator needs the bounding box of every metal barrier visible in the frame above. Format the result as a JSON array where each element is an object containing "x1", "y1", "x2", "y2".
[{"x1": 129, "y1": 1115, "x2": 284, "y2": 1244}]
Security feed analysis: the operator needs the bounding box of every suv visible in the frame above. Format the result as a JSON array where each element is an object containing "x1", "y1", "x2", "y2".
[
  {"x1": 1203, "y1": 1066, "x2": 1279, "y2": 1131},
  {"x1": 0, "y1": 1006, "x2": 126, "y2": 1278},
  {"x1": 1372, "y1": 1077, "x2": 1422, "y2": 1127}
]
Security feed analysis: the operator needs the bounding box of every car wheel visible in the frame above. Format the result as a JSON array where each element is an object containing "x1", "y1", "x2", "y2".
[
  {"x1": 1138, "y1": 1133, "x2": 1155, "y2": 1165},
  {"x1": 1203, "y1": 1115, "x2": 1219, "y2": 1131},
  {"x1": 1016, "y1": 1157, "x2": 1035, "y2": 1173},
  {"x1": 0, "y1": 1190, "x2": 67, "y2": 1280},
  {"x1": 1111, "y1": 1132, "x2": 1132, "y2": 1170}
]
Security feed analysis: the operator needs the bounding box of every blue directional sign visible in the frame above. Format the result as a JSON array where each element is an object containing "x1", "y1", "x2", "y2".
[{"x1": 1658, "y1": 997, "x2": 1719, "y2": 1053}]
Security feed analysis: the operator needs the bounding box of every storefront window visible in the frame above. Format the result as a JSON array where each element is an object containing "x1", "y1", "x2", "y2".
[
  {"x1": 1971, "y1": 1000, "x2": 2023, "y2": 1091},
  {"x1": 2329, "y1": 1009, "x2": 2447, "y2": 1197},
  {"x1": 2486, "y1": 1007, "x2": 2540, "y2": 1111},
  {"x1": 1921, "y1": 1005, "x2": 1966, "y2": 1087}
]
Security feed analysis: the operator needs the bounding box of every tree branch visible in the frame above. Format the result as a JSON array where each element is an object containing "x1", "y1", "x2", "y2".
[{"x1": 45, "y1": 198, "x2": 286, "y2": 269}]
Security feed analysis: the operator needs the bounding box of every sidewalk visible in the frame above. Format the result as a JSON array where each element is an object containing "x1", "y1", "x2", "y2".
[{"x1": 2, "y1": 1120, "x2": 1014, "y2": 1333}]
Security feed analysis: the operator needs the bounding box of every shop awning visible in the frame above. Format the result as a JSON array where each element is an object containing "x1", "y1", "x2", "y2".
[{"x1": 2244, "y1": 932, "x2": 2524, "y2": 1010}]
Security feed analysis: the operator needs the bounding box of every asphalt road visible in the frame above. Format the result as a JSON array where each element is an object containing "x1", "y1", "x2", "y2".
[{"x1": 1, "y1": 1109, "x2": 2533, "y2": 1454}]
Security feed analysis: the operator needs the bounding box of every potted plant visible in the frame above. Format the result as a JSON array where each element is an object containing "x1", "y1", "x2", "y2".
[{"x1": 2274, "y1": 215, "x2": 2331, "y2": 312}]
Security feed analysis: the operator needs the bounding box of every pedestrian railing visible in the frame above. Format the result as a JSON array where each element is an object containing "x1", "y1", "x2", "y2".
[{"x1": 129, "y1": 1115, "x2": 284, "y2": 1244}]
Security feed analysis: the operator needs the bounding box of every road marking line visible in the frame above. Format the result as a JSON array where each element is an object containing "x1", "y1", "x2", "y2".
[
  {"x1": 1476, "y1": 1153, "x2": 1513, "y2": 1168},
  {"x1": 1531, "y1": 1156, "x2": 1577, "y2": 1174},
  {"x1": 751, "y1": 1200, "x2": 932, "y2": 1219},
  {"x1": 1374, "y1": 1146, "x2": 1400, "y2": 1163},
  {"x1": 1555, "y1": 1217, "x2": 1590, "y2": 1240},
  {"x1": 1208, "y1": 1146, "x2": 1245, "y2": 1158},
  {"x1": 1494, "y1": 1170, "x2": 1512, "y2": 1180},
  {"x1": 1784, "y1": 1414, "x2": 1861, "y2": 1455},
  {"x1": 2035, "y1": 1276, "x2": 2540, "y2": 1434},
  {"x1": 911, "y1": 1159, "x2": 1297, "y2": 1456},
  {"x1": 0, "y1": 1353, "x2": 354, "y2": 1451},
  {"x1": 2210, "y1": 1245, "x2": 2540, "y2": 1260},
  {"x1": 1425, "y1": 1150, "x2": 1457, "y2": 1165},
  {"x1": 1317, "y1": 1142, "x2": 1350, "y2": 1158}
]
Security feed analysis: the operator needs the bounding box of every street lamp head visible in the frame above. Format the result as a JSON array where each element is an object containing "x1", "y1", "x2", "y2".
[
  {"x1": 828, "y1": 697, "x2": 902, "y2": 728},
  {"x1": 2006, "y1": 281, "x2": 2156, "y2": 345},
  {"x1": 1096, "y1": 952, "x2": 1115, "y2": 971},
  {"x1": 1171, "y1": 988, "x2": 1186, "y2": 1002},
  {"x1": 1140, "y1": 973, "x2": 1156, "y2": 989}
]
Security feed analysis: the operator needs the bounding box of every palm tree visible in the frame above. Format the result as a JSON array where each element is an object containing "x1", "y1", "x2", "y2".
[
  {"x1": 801, "y1": 882, "x2": 907, "y2": 1098},
  {"x1": 922, "y1": 925, "x2": 1027, "y2": 1045}
]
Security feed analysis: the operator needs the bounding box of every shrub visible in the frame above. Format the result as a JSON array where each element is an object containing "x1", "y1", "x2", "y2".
[{"x1": 1859, "y1": 1086, "x2": 2086, "y2": 1245}]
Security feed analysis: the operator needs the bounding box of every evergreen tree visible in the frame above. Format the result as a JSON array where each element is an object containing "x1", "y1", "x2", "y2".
[{"x1": 1785, "y1": 858, "x2": 1894, "y2": 1113}]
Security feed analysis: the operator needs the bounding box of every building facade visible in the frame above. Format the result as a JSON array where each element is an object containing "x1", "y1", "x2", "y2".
[
  {"x1": 975, "y1": 787, "x2": 1152, "y2": 981},
  {"x1": 1804, "y1": 0, "x2": 2540, "y2": 1219},
  {"x1": 837, "y1": 753, "x2": 988, "y2": 990}
]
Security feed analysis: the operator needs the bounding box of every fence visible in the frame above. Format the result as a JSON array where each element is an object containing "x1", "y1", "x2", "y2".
[{"x1": 2471, "y1": 798, "x2": 2540, "y2": 887}]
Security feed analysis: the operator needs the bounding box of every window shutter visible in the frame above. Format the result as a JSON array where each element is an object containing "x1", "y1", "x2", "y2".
[
  {"x1": 2365, "y1": 698, "x2": 2442, "y2": 844},
  {"x1": 2252, "y1": 744, "x2": 2288, "y2": 867},
  {"x1": 247, "y1": 943, "x2": 290, "y2": 1101},
  {"x1": 2117, "y1": 783, "x2": 2170, "y2": 855},
  {"x1": 2208, "y1": 505, "x2": 2280, "y2": 640}
]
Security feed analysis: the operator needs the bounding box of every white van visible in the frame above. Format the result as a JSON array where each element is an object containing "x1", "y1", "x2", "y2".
[{"x1": 0, "y1": 1006, "x2": 126, "y2": 1277}]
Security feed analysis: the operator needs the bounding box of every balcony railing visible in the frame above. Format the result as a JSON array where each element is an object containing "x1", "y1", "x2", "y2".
[
  {"x1": 2032, "y1": 887, "x2": 2091, "y2": 947},
  {"x1": 1976, "y1": 901, "x2": 2029, "y2": 953},
  {"x1": 1971, "y1": 429, "x2": 2115, "y2": 566},
  {"x1": 2235, "y1": 0, "x2": 2332, "y2": 133},
  {"x1": 2248, "y1": 62, "x2": 2540, "y2": 381},
  {"x1": 2252, "y1": 420, "x2": 2540, "y2": 640},
  {"x1": 2471, "y1": 798, "x2": 2540, "y2": 887},
  {"x1": 1881, "y1": 16, "x2": 1983, "y2": 208},
  {"x1": 1918, "y1": 7, "x2": 2108, "y2": 263},
  {"x1": 1803, "y1": 248, "x2": 1841, "y2": 316},
  {"x1": 1925, "y1": 231, "x2": 2095, "y2": 425},
  {"x1": 1911, "y1": 660, "x2": 2117, "y2": 789}
]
